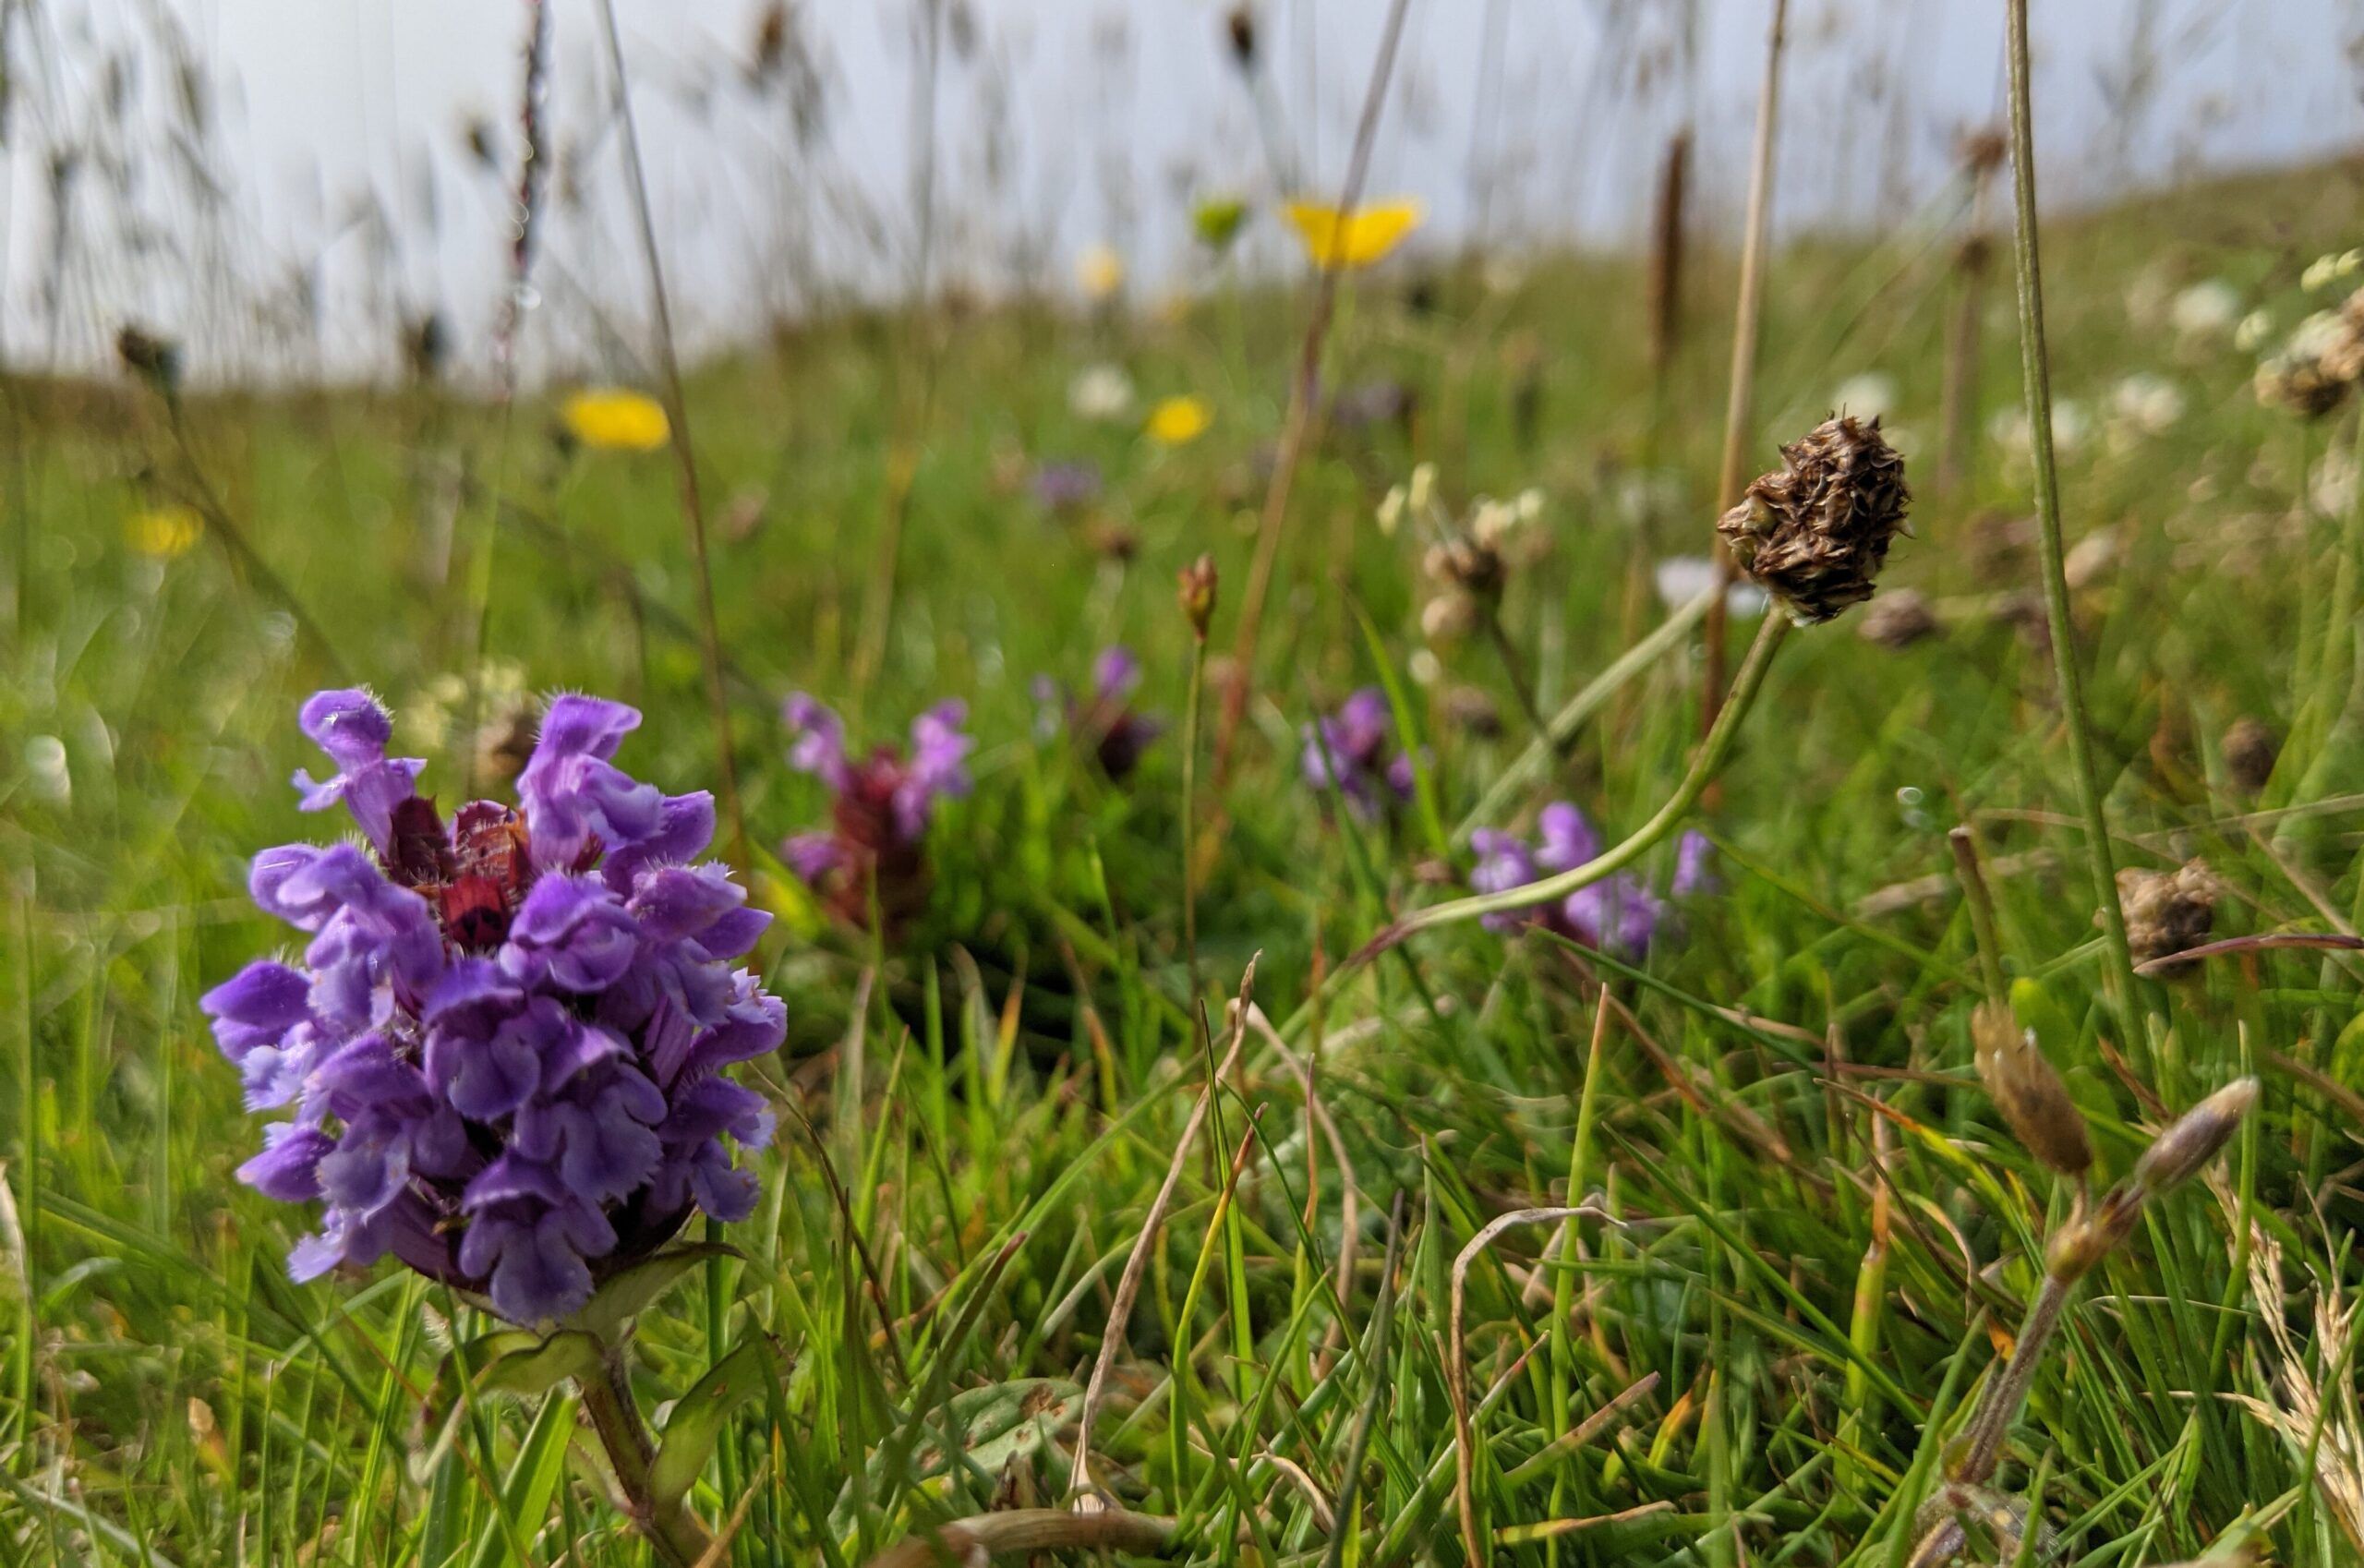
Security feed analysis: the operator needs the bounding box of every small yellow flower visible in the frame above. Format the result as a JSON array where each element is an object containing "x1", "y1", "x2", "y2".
[
  {"x1": 561, "y1": 388, "x2": 670, "y2": 452},
  {"x1": 1284, "y1": 197, "x2": 1424, "y2": 269},
  {"x1": 1076, "y1": 244, "x2": 1126, "y2": 303},
  {"x1": 126, "y1": 504, "x2": 202, "y2": 560},
  {"x1": 1145, "y1": 395, "x2": 1212, "y2": 447}
]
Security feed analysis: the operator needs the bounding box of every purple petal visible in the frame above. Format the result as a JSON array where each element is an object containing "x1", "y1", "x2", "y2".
[
  {"x1": 782, "y1": 693, "x2": 850, "y2": 788},
  {"x1": 626, "y1": 862, "x2": 745, "y2": 944},
  {"x1": 238, "y1": 1123, "x2": 335, "y2": 1200}
]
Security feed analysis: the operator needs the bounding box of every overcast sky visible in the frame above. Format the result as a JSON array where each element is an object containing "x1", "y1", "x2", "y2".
[{"x1": 3, "y1": 0, "x2": 2357, "y2": 380}]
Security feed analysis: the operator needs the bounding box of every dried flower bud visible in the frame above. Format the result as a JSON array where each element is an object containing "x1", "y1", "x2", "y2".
[
  {"x1": 1956, "y1": 126, "x2": 2008, "y2": 177},
  {"x1": 1857, "y1": 588, "x2": 1940, "y2": 651},
  {"x1": 2115, "y1": 860, "x2": 2221, "y2": 974},
  {"x1": 1178, "y1": 553, "x2": 1219, "y2": 640},
  {"x1": 1442, "y1": 685, "x2": 1502, "y2": 739},
  {"x1": 2222, "y1": 717, "x2": 2278, "y2": 794},
  {"x1": 1972, "y1": 1001, "x2": 2093, "y2": 1178},
  {"x1": 116, "y1": 324, "x2": 182, "y2": 393},
  {"x1": 2043, "y1": 1195, "x2": 2126, "y2": 1284},
  {"x1": 2131, "y1": 1077, "x2": 2256, "y2": 1197},
  {"x1": 1224, "y1": 4, "x2": 1257, "y2": 70},
  {"x1": 1716, "y1": 415, "x2": 1912, "y2": 624},
  {"x1": 1423, "y1": 536, "x2": 1505, "y2": 602},
  {"x1": 403, "y1": 311, "x2": 450, "y2": 383}
]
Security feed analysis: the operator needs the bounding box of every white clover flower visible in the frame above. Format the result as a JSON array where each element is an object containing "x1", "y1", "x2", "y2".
[
  {"x1": 2235, "y1": 308, "x2": 2274, "y2": 352},
  {"x1": 2168, "y1": 279, "x2": 2241, "y2": 343},
  {"x1": 2303, "y1": 248, "x2": 2364, "y2": 293},
  {"x1": 1068, "y1": 363, "x2": 1136, "y2": 422}
]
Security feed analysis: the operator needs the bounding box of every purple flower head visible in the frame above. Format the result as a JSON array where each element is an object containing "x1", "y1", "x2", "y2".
[
  {"x1": 291, "y1": 688, "x2": 427, "y2": 858},
  {"x1": 210, "y1": 686, "x2": 783, "y2": 1327},
  {"x1": 1031, "y1": 459, "x2": 1104, "y2": 513},
  {"x1": 780, "y1": 695, "x2": 973, "y2": 933},
  {"x1": 1302, "y1": 688, "x2": 1416, "y2": 818},
  {"x1": 1040, "y1": 646, "x2": 1163, "y2": 781},
  {"x1": 1463, "y1": 802, "x2": 1710, "y2": 959}
]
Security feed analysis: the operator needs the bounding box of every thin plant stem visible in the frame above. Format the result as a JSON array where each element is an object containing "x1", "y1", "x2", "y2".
[
  {"x1": 1181, "y1": 638, "x2": 1207, "y2": 1032},
  {"x1": 2001, "y1": 0, "x2": 2140, "y2": 1041},
  {"x1": 1484, "y1": 610, "x2": 1561, "y2": 761},
  {"x1": 595, "y1": 0, "x2": 753, "y2": 873},
  {"x1": 1951, "y1": 1272, "x2": 2068, "y2": 1487},
  {"x1": 1948, "y1": 825, "x2": 2009, "y2": 1002},
  {"x1": 1700, "y1": 0, "x2": 1790, "y2": 733},
  {"x1": 1212, "y1": 0, "x2": 1414, "y2": 786}
]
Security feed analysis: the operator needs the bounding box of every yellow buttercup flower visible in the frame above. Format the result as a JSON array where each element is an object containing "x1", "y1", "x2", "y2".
[
  {"x1": 126, "y1": 504, "x2": 203, "y2": 560},
  {"x1": 1145, "y1": 395, "x2": 1212, "y2": 447},
  {"x1": 1077, "y1": 244, "x2": 1126, "y2": 303},
  {"x1": 1284, "y1": 197, "x2": 1424, "y2": 269},
  {"x1": 561, "y1": 388, "x2": 671, "y2": 452}
]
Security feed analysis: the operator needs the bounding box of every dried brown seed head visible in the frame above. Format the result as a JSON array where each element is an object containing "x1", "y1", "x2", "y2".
[
  {"x1": 1857, "y1": 588, "x2": 1941, "y2": 651},
  {"x1": 1224, "y1": 4, "x2": 1257, "y2": 70},
  {"x1": 1715, "y1": 415, "x2": 1912, "y2": 624},
  {"x1": 2222, "y1": 717, "x2": 2278, "y2": 794},
  {"x1": 1972, "y1": 1000, "x2": 2093, "y2": 1178},
  {"x1": 2115, "y1": 860, "x2": 2221, "y2": 974},
  {"x1": 2131, "y1": 1077, "x2": 2256, "y2": 1197},
  {"x1": 1423, "y1": 536, "x2": 1505, "y2": 602},
  {"x1": 115, "y1": 324, "x2": 181, "y2": 392},
  {"x1": 1177, "y1": 553, "x2": 1219, "y2": 640}
]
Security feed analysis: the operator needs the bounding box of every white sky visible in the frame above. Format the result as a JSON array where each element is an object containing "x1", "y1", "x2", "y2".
[{"x1": 1, "y1": 0, "x2": 2355, "y2": 381}]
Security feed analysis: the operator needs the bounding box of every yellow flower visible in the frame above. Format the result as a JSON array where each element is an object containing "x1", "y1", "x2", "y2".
[
  {"x1": 1284, "y1": 197, "x2": 1424, "y2": 269},
  {"x1": 126, "y1": 504, "x2": 202, "y2": 560},
  {"x1": 1145, "y1": 395, "x2": 1212, "y2": 447},
  {"x1": 1077, "y1": 244, "x2": 1126, "y2": 303},
  {"x1": 561, "y1": 388, "x2": 670, "y2": 452}
]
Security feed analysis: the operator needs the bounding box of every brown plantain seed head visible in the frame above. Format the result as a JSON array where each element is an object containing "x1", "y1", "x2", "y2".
[{"x1": 1716, "y1": 415, "x2": 1912, "y2": 624}]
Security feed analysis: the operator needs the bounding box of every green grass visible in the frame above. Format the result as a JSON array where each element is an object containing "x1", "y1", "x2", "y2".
[{"x1": 7, "y1": 159, "x2": 2364, "y2": 1565}]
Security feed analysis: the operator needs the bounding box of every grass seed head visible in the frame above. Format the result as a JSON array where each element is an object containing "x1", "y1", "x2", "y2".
[
  {"x1": 1716, "y1": 415, "x2": 1911, "y2": 624},
  {"x1": 2132, "y1": 1077, "x2": 2258, "y2": 1196},
  {"x1": 1972, "y1": 1000, "x2": 2093, "y2": 1178}
]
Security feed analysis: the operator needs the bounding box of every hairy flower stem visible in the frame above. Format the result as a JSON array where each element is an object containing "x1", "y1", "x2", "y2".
[
  {"x1": 1950, "y1": 1272, "x2": 2068, "y2": 1488},
  {"x1": 2002, "y1": 0, "x2": 2141, "y2": 1044},
  {"x1": 579, "y1": 1354, "x2": 713, "y2": 1568}
]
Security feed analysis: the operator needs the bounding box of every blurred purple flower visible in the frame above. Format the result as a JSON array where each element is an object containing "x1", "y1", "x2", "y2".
[
  {"x1": 1031, "y1": 459, "x2": 1104, "y2": 513},
  {"x1": 205, "y1": 688, "x2": 781, "y2": 1326},
  {"x1": 1465, "y1": 807, "x2": 1714, "y2": 959},
  {"x1": 1302, "y1": 688, "x2": 1416, "y2": 817},
  {"x1": 780, "y1": 694, "x2": 972, "y2": 931},
  {"x1": 1038, "y1": 645, "x2": 1164, "y2": 780}
]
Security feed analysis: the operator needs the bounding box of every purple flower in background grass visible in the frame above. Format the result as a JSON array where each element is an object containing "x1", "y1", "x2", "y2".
[
  {"x1": 1302, "y1": 687, "x2": 1417, "y2": 818},
  {"x1": 781, "y1": 694, "x2": 972, "y2": 932},
  {"x1": 1468, "y1": 802, "x2": 1714, "y2": 959},
  {"x1": 1035, "y1": 645, "x2": 1164, "y2": 781},
  {"x1": 204, "y1": 689, "x2": 783, "y2": 1326},
  {"x1": 1031, "y1": 459, "x2": 1104, "y2": 514}
]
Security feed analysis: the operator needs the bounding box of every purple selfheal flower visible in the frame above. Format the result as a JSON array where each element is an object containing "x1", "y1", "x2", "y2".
[
  {"x1": 1031, "y1": 459, "x2": 1103, "y2": 513},
  {"x1": 1302, "y1": 688, "x2": 1417, "y2": 818},
  {"x1": 1464, "y1": 802, "x2": 1707, "y2": 960},
  {"x1": 1041, "y1": 646, "x2": 1164, "y2": 780},
  {"x1": 206, "y1": 687, "x2": 782, "y2": 1326},
  {"x1": 290, "y1": 688, "x2": 427, "y2": 858},
  {"x1": 779, "y1": 694, "x2": 972, "y2": 933}
]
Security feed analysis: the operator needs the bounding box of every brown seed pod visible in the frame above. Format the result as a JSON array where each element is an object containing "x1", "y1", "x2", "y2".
[
  {"x1": 1857, "y1": 588, "x2": 1940, "y2": 651},
  {"x1": 2131, "y1": 1077, "x2": 2257, "y2": 1197},
  {"x1": 1971, "y1": 1000, "x2": 2093, "y2": 1178},
  {"x1": 1715, "y1": 415, "x2": 1912, "y2": 623},
  {"x1": 2115, "y1": 860, "x2": 2221, "y2": 974},
  {"x1": 2222, "y1": 717, "x2": 2278, "y2": 794},
  {"x1": 1177, "y1": 553, "x2": 1219, "y2": 640}
]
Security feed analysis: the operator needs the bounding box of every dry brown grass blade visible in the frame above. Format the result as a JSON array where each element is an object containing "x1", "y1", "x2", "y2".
[{"x1": 1067, "y1": 957, "x2": 1258, "y2": 1497}]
